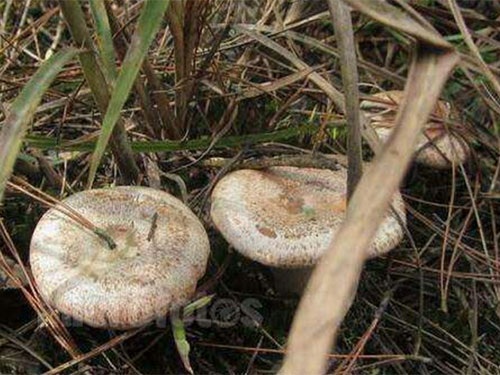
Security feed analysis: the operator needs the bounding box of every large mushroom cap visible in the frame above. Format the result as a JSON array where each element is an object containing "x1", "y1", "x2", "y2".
[
  {"x1": 360, "y1": 90, "x2": 469, "y2": 169},
  {"x1": 210, "y1": 166, "x2": 406, "y2": 268},
  {"x1": 30, "y1": 186, "x2": 210, "y2": 329}
]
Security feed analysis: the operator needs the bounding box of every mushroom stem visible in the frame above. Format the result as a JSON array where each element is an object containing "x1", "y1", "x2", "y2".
[
  {"x1": 271, "y1": 266, "x2": 313, "y2": 295},
  {"x1": 272, "y1": 265, "x2": 357, "y2": 309},
  {"x1": 94, "y1": 228, "x2": 117, "y2": 250}
]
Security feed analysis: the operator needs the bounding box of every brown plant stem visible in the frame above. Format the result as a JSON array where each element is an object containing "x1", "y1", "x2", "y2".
[
  {"x1": 103, "y1": 1, "x2": 166, "y2": 139},
  {"x1": 166, "y1": 1, "x2": 208, "y2": 136},
  {"x1": 328, "y1": 0, "x2": 363, "y2": 200}
]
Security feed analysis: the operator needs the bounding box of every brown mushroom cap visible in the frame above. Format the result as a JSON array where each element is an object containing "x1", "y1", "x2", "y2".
[
  {"x1": 360, "y1": 90, "x2": 469, "y2": 168},
  {"x1": 30, "y1": 186, "x2": 210, "y2": 329},
  {"x1": 210, "y1": 166, "x2": 406, "y2": 268}
]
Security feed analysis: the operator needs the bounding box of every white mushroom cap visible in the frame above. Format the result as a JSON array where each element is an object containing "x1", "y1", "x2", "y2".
[
  {"x1": 360, "y1": 90, "x2": 469, "y2": 169},
  {"x1": 210, "y1": 166, "x2": 406, "y2": 268},
  {"x1": 30, "y1": 187, "x2": 210, "y2": 329}
]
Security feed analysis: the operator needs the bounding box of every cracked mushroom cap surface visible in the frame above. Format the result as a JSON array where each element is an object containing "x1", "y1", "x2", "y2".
[
  {"x1": 30, "y1": 186, "x2": 210, "y2": 329},
  {"x1": 210, "y1": 166, "x2": 406, "y2": 268},
  {"x1": 360, "y1": 90, "x2": 469, "y2": 168}
]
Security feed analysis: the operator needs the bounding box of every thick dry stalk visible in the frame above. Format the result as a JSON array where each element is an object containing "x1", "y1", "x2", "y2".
[
  {"x1": 167, "y1": 1, "x2": 188, "y2": 133},
  {"x1": 103, "y1": 1, "x2": 166, "y2": 139},
  {"x1": 167, "y1": 1, "x2": 208, "y2": 135},
  {"x1": 280, "y1": 45, "x2": 459, "y2": 375},
  {"x1": 103, "y1": 2, "x2": 179, "y2": 139},
  {"x1": 142, "y1": 59, "x2": 180, "y2": 139},
  {"x1": 328, "y1": 0, "x2": 363, "y2": 200},
  {"x1": 59, "y1": 0, "x2": 139, "y2": 183}
]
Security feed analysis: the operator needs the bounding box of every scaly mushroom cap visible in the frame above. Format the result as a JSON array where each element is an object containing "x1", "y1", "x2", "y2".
[
  {"x1": 30, "y1": 187, "x2": 210, "y2": 329},
  {"x1": 360, "y1": 90, "x2": 469, "y2": 169},
  {"x1": 210, "y1": 166, "x2": 406, "y2": 268}
]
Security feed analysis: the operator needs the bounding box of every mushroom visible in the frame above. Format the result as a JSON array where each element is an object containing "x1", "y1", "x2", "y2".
[
  {"x1": 210, "y1": 166, "x2": 406, "y2": 294},
  {"x1": 30, "y1": 186, "x2": 210, "y2": 329},
  {"x1": 360, "y1": 90, "x2": 469, "y2": 169}
]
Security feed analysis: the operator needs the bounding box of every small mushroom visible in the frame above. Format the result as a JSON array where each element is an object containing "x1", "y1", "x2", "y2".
[
  {"x1": 360, "y1": 90, "x2": 469, "y2": 169},
  {"x1": 30, "y1": 186, "x2": 210, "y2": 329},
  {"x1": 210, "y1": 166, "x2": 406, "y2": 294}
]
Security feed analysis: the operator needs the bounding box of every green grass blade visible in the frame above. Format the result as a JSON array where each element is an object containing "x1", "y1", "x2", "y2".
[
  {"x1": 0, "y1": 48, "x2": 78, "y2": 202},
  {"x1": 60, "y1": 0, "x2": 139, "y2": 184},
  {"x1": 25, "y1": 123, "x2": 335, "y2": 153},
  {"x1": 170, "y1": 311, "x2": 194, "y2": 375},
  {"x1": 87, "y1": 0, "x2": 170, "y2": 188},
  {"x1": 183, "y1": 295, "x2": 214, "y2": 317},
  {"x1": 89, "y1": 0, "x2": 117, "y2": 81}
]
